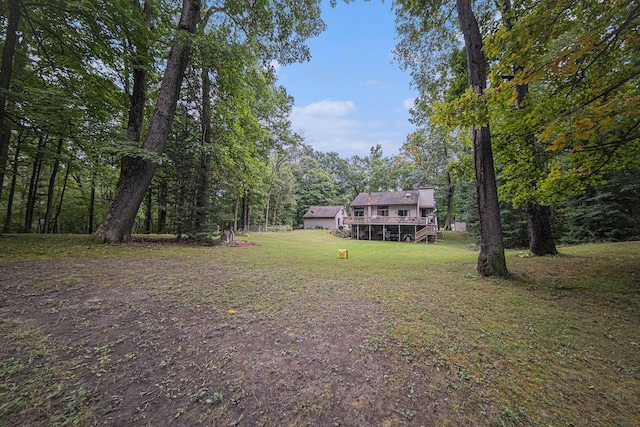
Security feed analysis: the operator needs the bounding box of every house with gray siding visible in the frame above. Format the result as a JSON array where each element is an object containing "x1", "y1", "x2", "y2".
[
  {"x1": 303, "y1": 205, "x2": 347, "y2": 230},
  {"x1": 344, "y1": 187, "x2": 437, "y2": 242}
]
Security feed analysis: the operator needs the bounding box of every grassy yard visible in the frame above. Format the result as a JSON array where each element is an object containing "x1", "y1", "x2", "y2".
[{"x1": 0, "y1": 231, "x2": 638, "y2": 426}]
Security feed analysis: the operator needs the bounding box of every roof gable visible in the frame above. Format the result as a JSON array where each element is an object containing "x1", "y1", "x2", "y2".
[
  {"x1": 303, "y1": 205, "x2": 345, "y2": 218},
  {"x1": 351, "y1": 191, "x2": 419, "y2": 206}
]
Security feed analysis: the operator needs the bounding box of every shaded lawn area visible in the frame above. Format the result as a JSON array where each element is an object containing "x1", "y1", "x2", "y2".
[{"x1": 0, "y1": 231, "x2": 638, "y2": 426}]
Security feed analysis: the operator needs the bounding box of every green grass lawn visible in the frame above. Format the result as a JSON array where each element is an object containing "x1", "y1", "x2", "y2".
[
  {"x1": 250, "y1": 231, "x2": 640, "y2": 424},
  {"x1": 0, "y1": 231, "x2": 638, "y2": 426}
]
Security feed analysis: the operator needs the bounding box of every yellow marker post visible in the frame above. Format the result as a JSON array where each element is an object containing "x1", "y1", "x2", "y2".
[{"x1": 338, "y1": 249, "x2": 348, "y2": 259}]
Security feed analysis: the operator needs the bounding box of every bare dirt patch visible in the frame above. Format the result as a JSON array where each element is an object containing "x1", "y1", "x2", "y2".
[{"x1": 0, "y1": 250, "x2": 499, "y2": 426}]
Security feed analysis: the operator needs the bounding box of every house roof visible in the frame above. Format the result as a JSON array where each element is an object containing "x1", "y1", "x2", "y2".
[
  {"x1": 351, "y1": 191, "x2": 419, "y2": 206},
  {"x1": 303, "y1": 205, "x2": 345, "y2": 218}
]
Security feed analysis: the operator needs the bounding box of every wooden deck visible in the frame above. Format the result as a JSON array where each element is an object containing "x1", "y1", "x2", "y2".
[
  {"x1": 344, "y1": 216, "x2": 428, "y2": 226},
  {"x1": 343, "y1": 217, "x2": 438, "y2": 243}
]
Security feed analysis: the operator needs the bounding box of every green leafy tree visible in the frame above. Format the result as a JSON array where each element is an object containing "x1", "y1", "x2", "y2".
[
  {"x1": 398, "y1": 126, "x2": 469, "y2": 229},
  {"x1": 0, "y1": 0, "x2": 21, "y2": 201},
  {"x1": 315, "y1": 151, "x2": 355, "y2": 206},
  {"x1": 487, "y1": 0, "x2": 640, "y2": 252},
  {"x1": 97, "y1": 0, "x2": 326, "y2": 242},
  {"x1": 555, "y1": 168, "x2": 640, "y2": 244},
  {"x1": 293, "y1": 156, "x2": 339, "y2": 225},
  {"x1": 0, "y1": 0, "x2": 131, "y2": 233},
  {"x1": 396, "y1": 0, "x2": 507, "y2": 276},
  {"x1": 96, "y1": 0, "x2": 203, "y2": 242}
]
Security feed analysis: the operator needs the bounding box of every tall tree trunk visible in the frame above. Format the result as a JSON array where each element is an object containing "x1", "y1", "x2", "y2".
[
  {"x1": 456, "y1": 0, "x2": 508, "y2": 277},
  {"x1": 242, "y1": 194, "x2": 250, "y2": 230},
  {"x1": 2, "y1": 131, "x2": 22, "y2": 232},
  {"x1": 525, "y1": 202, "x2": 557, "y2": 255},
  {"x1": 194, "y1": 66, "x2": 212, "y2": 230},
  {"x1": 272, "y1": 190, "x2": 280, "y2": 226},
  {"x1": 96, "y1": 0, "x2": 202, "y2": 243},
  {"x1": 127, "y1": 0, "x2": 153, "y2": 142},
  {"x1": 43, "y1": 138, "x2": 63, "y2": 233},
  {"x1": 444, "y1": 169, "x2": 454, "y2": 230},
  {"x1": 52, "y1": 160, "x2": 71, "y2": 233},
  {"x1": 194, "y1": 11, "x2": 216, "y2": 231},
  {"x1": 176, "y1": 182, "x2": 187, "y2": 240},
  {"x1": 157, "y1": 179, "x2": 167, "y2": 233},
  {"x1": 0, "y1": 0, "x2": 21, "y2": 202},
  {"x1": 501, "y1": 0, "x2": 557, "y2": 256},
  {"x1": 264, "y1": 187, "x2": 271, "y2": 229},
  {"x1": 25, "y1": 137, "x2": 46, "y2": 233},
  {"x1": 87, "y1": 171, "x2": 96, "y2": 234},
  {"x1": 144, "y1": 186, "x2": 152, "y2": 233},
  {"x1": 516, "y1": 78, "x2": 557, "y2": 255},
  {"x1": 233, "y1": 194, "x2": 240, "y2": 232},
  {"x1": 194, "y1": 151, "x2": 211, "y2": 230}
]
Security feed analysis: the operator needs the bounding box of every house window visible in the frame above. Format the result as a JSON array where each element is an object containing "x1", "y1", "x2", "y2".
[
  {"x1": 353, "y1": 206, "x2": 364, "y2": 217},
  {"x1": 377, "y1": 205, "x2": 389, "y2": 216},
  {"x1": 397, "y1": 209, "x2": 409, "y2": 217},
  {"x1": 421, "y1": 208, "x2": 434, "y2": 217}
]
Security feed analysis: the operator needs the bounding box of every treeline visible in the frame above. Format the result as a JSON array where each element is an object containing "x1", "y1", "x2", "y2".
[
  {"x1": 2, "y1": 103, "x2": 639, "y2": 246},
  {"x1": 0, "y1": 0, "x2": 638, "y2": 254}
]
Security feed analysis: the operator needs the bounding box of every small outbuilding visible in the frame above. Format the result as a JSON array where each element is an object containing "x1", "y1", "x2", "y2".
[{"x1": 303, "y1": 205, "x2": 347, "y2": 230}]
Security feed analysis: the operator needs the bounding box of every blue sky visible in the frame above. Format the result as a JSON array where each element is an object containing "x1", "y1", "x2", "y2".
[{"x1": 275, "y1": 0, "x2": 417, "y2": 159}]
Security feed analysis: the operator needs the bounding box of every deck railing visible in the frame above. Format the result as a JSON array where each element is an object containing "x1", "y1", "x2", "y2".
[{"x1": 343, "y1": 216, "x2": 430, "y2": 226}]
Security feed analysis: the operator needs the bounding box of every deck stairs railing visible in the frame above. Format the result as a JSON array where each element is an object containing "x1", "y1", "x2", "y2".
[
  {"x1": 331, "y1": 228, "x2": 351, "y2": 238},
  {"x1": 414, "y1": 225, "x2": 437, "y2": 243}
]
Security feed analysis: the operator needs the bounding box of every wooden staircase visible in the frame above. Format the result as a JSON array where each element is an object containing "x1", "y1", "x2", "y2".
[
  {"x1": 414, "y1": 225, "x2": 439, "y2": 243},
  {"x1": 332, "y1": 228, "x2": 351, "y2": 238}
]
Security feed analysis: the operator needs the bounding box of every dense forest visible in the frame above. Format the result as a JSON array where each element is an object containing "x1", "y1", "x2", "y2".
[{"x1": 0, "y1": 1, "x2": 638, "y2": 261}]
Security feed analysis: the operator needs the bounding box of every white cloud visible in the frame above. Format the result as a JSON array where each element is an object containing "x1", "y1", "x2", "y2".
[
  {"x1": 269, "y1": 60, "x2": 281, "y2": 73},
  {"x1": 291, "y1": 100, "x2": 365, "y2": 155},
  {"x1": 291, "y1": 100, "x2": 404, "y2": 157},
  {"x1": 294, "y1": 100, "x2": 356, "y2": 118},
  {"x1": 403, "y1": 97, "x2": 416, "y2": 110},
  {"x1": 290, "y1": 100, "x2": 409, "y2": 157}
]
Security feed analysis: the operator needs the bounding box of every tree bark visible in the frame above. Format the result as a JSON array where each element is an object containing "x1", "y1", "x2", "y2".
[
  {"x1": 52, "y1": 159, "x2": 71, "y2": 233},
  {"x1": 144, "y1": 187, "x2": 153, "y2": 233},
  {"x1": 444, "y1": 169, "x2": 454, "y2": 230},
  {"x1": 525, "y1": 202, "x2": 558, "y2": 255},
  {"x1": 25, "y1": 137, "x2": 46, "y2": 233},
  {"x1": 43, "y1": 138, "x2": 63, "y2": 233},
  {"x1": 0, "y1": 0, "x2": 21, "y2": 202},
  {"x1": 127, "y1": 0, "x2": 153, "y2": 142},
  {"x1": 157, "y1": 179, "x2": 167, "y2": 233},
  {"x1": 2, "y1": 130, "x2": 23, "y2": 232},
  {"x1": 96, "y1": 0, "x2": 202, "y2": 242},
  {"x1": 264, "y1": 187, "x2": 271, "y2": 229},
  {"x1": 233, "y1": 193, "x2": 240, "y2": 232},
  {"x1": 87, "y1": 171, "x2": 96, "y2": 234},
  {"x1": 456, "y1": 0, "x2": 508, "y2": 277}
]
